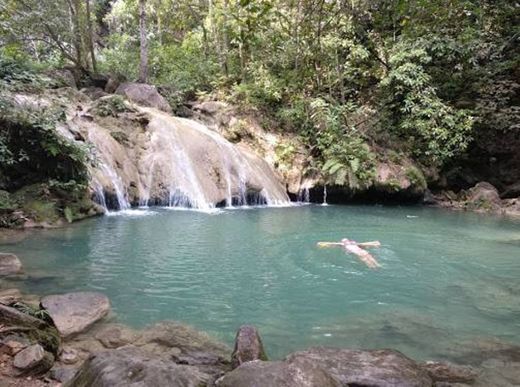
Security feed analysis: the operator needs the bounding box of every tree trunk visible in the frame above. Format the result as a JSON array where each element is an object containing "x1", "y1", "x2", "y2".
[
  {"x1": 67, "y1": 0, "x2": 83, "y2": 72},
  {"x1": 86, "y1": 0, "x2": 97, "y2": 73},
  {"x1": 139, "y1": 0, "x2": 149, "y2": 83}
]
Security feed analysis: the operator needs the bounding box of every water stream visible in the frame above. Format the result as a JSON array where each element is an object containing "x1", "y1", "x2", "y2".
[{"x1": 3, "y1": 205, "x2": 520, "y2": 361}]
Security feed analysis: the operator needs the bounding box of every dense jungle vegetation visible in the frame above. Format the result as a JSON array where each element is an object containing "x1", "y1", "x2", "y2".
[{"x1": 0, "y1": 0, "x2": 519, "y2": 193}]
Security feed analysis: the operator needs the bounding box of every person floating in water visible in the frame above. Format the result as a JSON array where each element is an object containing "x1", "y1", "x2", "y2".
[{"x1": 317, "y1": 239, "x2": 381, "y2": 269}]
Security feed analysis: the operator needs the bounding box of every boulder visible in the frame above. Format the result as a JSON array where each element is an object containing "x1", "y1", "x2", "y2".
[
  {"x1": 0, "y1": 304, "x2": 60, "y2": 355},
  {"x1": 216, "y1": 360, "x2": 340, "y2": 387},
  {"x1": 231, "y1": 325, "x2": 268, "y2": 369},
  {"x1": 0, "y1": 288, "x2": 23, "y2": 304},
  {"x1": 0, "y1": 334, "x2": 30, "y2": 356},
  {"x1": 421, "y1": 361, "x2": 479, "y2": 384},
  {"x1": 50, "y1": 366, "x2": 79, "y2": 383},
  {"x1": 60, "y1": 347, "x2": 80, "y2": 364},
  {"x1": 116, "y1": 82, "x2": 172, "y2": 113},
  {"x1": 94, "y1": 324, "x2": 141, "y2": 349},
  {"x1": 285, "y1": 347, "x2": 433, "y2": 387},
  {"x1": 0, "y1": 253, "x2": 22, "y2": 276},
  {"x1": 41, "y1": 292, "x2": 110, "y2": 338},
  {"x1": 465, "y1": 182, "x2": 502, "y2": 210},
  {"x1": 13, "y1": 344, "x2": 54, "y2": 376},
  {"x1": 66, "y1": 347, "x2": 212, "y2": 387}
]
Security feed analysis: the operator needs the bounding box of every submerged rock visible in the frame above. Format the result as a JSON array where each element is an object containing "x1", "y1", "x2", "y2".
[
  {"x1": 231, "y1": 325, "x2": 268, "y2": 369},
  {"x1": 13, "y1": 344, "x2": 54, "y2": 376},
  {"x1": 116, "y1": 82, "x2": 172, "y2": 113},
  {"x1": 66, "y1": 347, "x2": 212, "y2": 387},
  {"x1": 286, "y1": 347, "x2": 433, "y2": 387},
  {"x1": 41, "y1": 292, "x2": 110, "y2": 338},
  {"x1": 217, "y1": 359, "x2": 340, "y2": 387},
  {"x1": 0, "y1": 253, "x2": 23, "y2": 276}
]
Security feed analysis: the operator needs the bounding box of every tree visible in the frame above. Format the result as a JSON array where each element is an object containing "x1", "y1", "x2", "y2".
[
  {"x1": 138, "y1": 0, "x2": 148, "y2": 83},
  {"x1": 86, "y1": 0, "x2": 97, "y2": 73}
]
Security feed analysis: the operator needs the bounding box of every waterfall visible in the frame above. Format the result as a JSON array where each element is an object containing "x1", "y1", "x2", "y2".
[
  {"x1": 322, "y1": 185, "x2": 328, "y2": 206},
  {"x1": 84, "y1": 107, "x2": 290, "y2": 212},
  {"x1": 297, "y1": 187, "x2": 310, "y2": 203}
]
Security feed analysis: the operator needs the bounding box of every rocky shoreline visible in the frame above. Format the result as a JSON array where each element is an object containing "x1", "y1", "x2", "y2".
[{"x1": 1, "y1": 253, "x2": 520, "y2": 386}]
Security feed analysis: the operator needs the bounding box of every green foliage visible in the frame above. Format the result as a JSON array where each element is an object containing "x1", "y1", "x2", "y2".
[
  {"x1": 0, "y1": 96, "x2": 89, "y2": 190},
  {"x1": 12, "y1": 302, "x2": 53, "y2": 324},
  {"x1": 380, "y1": 40, "x2": 474, "y2": 166},
  {"x1": 305, "y1": 98, "x2": 376, "y2": 187},
  {"x1": 92, "y1": 95, "x2": 131, "y2": 117},
  {"x1": 405, "y1": 166, "x2": 427, "y2": 190}
]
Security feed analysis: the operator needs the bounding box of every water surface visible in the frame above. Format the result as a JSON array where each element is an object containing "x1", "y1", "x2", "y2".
[{"x1": 2, "y1": 205, "x2": 520, "y2": 361}]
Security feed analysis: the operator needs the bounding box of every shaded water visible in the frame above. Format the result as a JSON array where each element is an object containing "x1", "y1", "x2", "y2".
[{"x1": 2, "y1": 205, "x2": 520, "y2": 361}]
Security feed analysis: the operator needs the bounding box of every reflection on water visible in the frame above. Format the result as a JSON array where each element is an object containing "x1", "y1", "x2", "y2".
[{"x1": 2, "y1": 205, "x2": 520, "y2": 360}]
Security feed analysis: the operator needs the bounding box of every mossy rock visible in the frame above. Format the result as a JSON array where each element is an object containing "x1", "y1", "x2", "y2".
[
  {"x1": 0, "y1": 190, "x2": 16, "y2": 211},
  {"x1": 0, "y1": 303, "x2": 60, "y2": 356},
  {"x1": 405, "y1": 166, "x2": 427, "y2": 191}
]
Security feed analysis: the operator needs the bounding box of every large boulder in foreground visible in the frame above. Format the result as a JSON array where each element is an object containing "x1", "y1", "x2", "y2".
[
  {"x1": 115, "y1": 82, "x2": 172, "y2": 113},
  {"x1": 41, "y1": 292, "x2": 110, "y2": 338},
  {"x1": 0, "y1": 253, "x2": 23, "y2": 276},
  {"x1": 286, "y1": 347, "x2": 433, "y2": 387},
  {"x1": 216, "y1": 359, "x2": 340, "y2": 387},
  {"x1": 0, "y1": 303, "x2": 60, "y2": 355},
  {"x1": 66, "y1": 347, "x2": 211, "y2": 387},
  {"x1": 231, "y1": 325, "x2": 268, "y2": 369}
]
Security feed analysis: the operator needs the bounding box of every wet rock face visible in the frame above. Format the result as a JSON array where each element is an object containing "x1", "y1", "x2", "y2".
[
  {"x1": 216, "y1": 360, "x2": 340, "y2": 387},
  {"x1": 116, "y1": 82, "x2": 172, "y2": 113},
  {"x1": 13, "y1": 344, "x2": 54, "y2": 376},
  {"x1": 285, "y1": 347, "x2": 433, "y2": 387},
  {"x1": 40, "y1": 292, "x2": 110, "y2": 339},
  {"x1": 0, "y1": 253, "x2": 23, "y2": 276},
  {"x1": 231, "y1": 325, "x2": 268, "y2": 369},
  {"x1": 66, "y1": 347, "x2": 212, "y2": 387}
]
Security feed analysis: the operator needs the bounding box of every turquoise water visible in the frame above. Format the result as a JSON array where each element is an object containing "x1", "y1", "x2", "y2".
[{"x1": 2, "y1": 205, "x2": 520, "y2": 361}]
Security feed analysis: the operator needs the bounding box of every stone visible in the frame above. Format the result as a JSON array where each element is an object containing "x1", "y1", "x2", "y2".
[
  {"x1": 421, "y1": 361, "x2": 479, "y2": 383},
  {"x1": 116, "y1": 82, "x2": 172, "y2": 113},
  {"x1": 466, "y1": 182, "x2": 502, "y2": 210},
  {"x1": 66, "y1": 347, "x2": 212, "y2": 387},
  {"x1": 50, "y1": 366, "x2": 79, "y2": 383},
  {"x1": 60, "y1": 347, "x2": 80, "y2": 365},
  {"x1": 94, "y1": 324, "x2": 140, "y2": 349},
  {"x1": 13, "y1": 344, "x2": 54, "y2": 376},
  {"x1": 136, "y1": 321, "x2": 230, "y2": 360},
  {"x1": 0, "y1": 288, "x2": 23, "y2": 305},
  {"x1": 0, "y1": 335, "x2": 30, "y2": 356},
  {"x1": 0, "y1": 304, "x2": 60, "y2": 355},
  {"x1": 41, "y1": 292, "x2": 110, "y2": 338},
  {"x1": 231, "y1": 325, "x2": 268, "y2": 369},
  {"x1": 0, "y1": 253, "x2": 23, "y2": 276},
  {"x1": 285, "y1": 347, "x2": 433, "y2": 387},
  {"x1": 216, "y1": 360, "x2": 340, "y2": 387}
]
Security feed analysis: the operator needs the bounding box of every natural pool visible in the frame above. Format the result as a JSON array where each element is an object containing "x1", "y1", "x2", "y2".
[{"x1": 2, "y1": 205, "x2": 520, "y2": 361}]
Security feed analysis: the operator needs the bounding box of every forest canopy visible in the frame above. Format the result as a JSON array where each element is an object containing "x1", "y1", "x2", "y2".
[{"x1": 1, "y1": 0, "x2": 519, "y2": 187}]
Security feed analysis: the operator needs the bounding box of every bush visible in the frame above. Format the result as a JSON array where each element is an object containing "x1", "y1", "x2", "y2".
[{"x1": 0, "y1": 96, "x2": 89, "y2": 191}]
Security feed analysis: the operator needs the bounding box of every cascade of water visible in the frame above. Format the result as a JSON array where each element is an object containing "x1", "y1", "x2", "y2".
[
  {"x1": 98, "y1": 162, "x2": 131, "y2": 210},
  {"x1": 297, "y1": 187, "x2": 310, "y2": 203},
  {"x1": 92, "y1": 179, "x2": 108, "y2": 212},
  {"x1": 322, "y1": 185, "x2": 328, "y2": 206},
  {"x1": 148, "y1": 116, "x2": 214, "y2": 210},
  {"x1": 175, "y1": 117, "x2": 288, "y2": 207}
]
